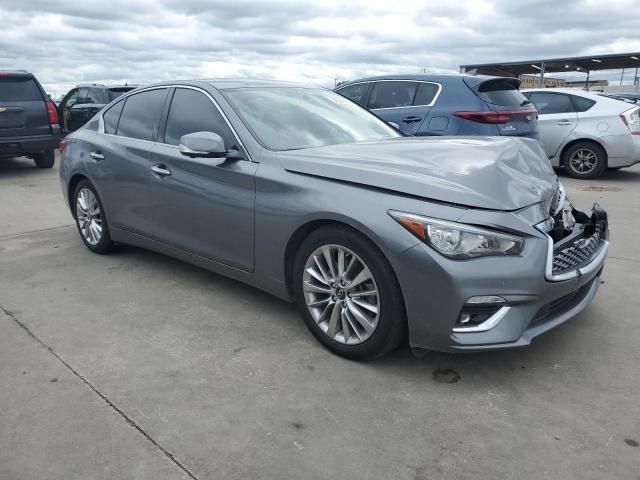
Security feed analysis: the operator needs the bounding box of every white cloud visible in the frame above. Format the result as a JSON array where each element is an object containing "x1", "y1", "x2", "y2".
[{"x1": 0, "y1": 0, "x2": 638, "y2": 97}]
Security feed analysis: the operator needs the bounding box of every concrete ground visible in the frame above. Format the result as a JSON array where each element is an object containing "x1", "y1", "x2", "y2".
[{"x1": 1, "y1": 153, "x2": 639, "y2": 480}]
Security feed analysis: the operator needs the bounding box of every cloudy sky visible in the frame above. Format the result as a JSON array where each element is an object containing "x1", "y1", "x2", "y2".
[{"x1": 1, "y1": 0, "x2": 639, "y2": 96}]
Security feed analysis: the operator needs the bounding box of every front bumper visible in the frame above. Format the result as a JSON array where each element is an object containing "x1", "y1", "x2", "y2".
[{"x1": 392, "y1": 204, "x2": 608, "y2": 353}]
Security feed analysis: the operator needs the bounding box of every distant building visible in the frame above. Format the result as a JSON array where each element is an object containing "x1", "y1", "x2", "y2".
[
  {"x1": 518, "y1": 75, "x2": 565, "y2": 88},
  {"x1": 564, "y1": 80, "x2": 609, "y2": 88}
]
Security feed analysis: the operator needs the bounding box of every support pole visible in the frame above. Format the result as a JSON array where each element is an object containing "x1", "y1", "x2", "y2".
[
  {"x1": 586, "y1": 70, "x2": 590, "y2": 90},
  {"x1": 539, "y1": 61, "x2": 545, "y2": 87},
  {"x1": 620, "y1": 68, "x2": 625, "y2": 86}
]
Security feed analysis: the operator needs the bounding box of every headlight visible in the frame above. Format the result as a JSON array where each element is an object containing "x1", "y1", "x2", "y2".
[{"x1": 389, "y1": 211, "x2": 524, "y2": 259}]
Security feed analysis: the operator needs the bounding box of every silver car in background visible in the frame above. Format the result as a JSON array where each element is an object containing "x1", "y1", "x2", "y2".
[
  {"x1": 523, "y1": 88, "x2": 640, "y2": 178},
  {"x1": 59, "y1": 80, "x2": 609, "y2": 359}
]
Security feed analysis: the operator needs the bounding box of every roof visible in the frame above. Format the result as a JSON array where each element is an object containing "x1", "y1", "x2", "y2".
[
  {"x1": 461, "y1": 52, "x2": 640, "y2": 76},
  {"x1": 204, "y1": 78, "x2": 309, "y2": 89},
  {"x1": 75, "y1": 83, "x2": 138, "y2": 89},
  {"x1": 338, "y1": 73, "x2": 498, "y2": 86}
]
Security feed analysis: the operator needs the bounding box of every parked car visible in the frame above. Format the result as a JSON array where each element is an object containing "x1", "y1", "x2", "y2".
[
  {"x1": 522, "y1": 88, "x2": 640, "y2": 178},
  {"x1": 0, "y1": 69, "x2": 61, "y2": 168},
  {"x1": 60, "y1": 80, "x2": 608, "y2": 359},
  {"x1": 58, "y1": 84, "x2": 137, "y2": 133},
  {"x1": 335, "y1": 74, "x2": 539, "y2": 139}
]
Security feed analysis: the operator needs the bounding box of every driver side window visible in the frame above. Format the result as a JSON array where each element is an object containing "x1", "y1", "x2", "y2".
[
  {"x1": 64, "y1": 89, "x2": 79, "y2": 109},
  {"x1": 163, "y1": 88, "x2": 236, "y2": 149}
]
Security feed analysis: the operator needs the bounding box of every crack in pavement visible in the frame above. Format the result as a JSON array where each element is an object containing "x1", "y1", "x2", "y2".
[
  {"x1": 0, "y1": 305, "x2": 199, "y2": 480},
  {"x1": 0, "y1": 224, "x2": 73, "y2": 240}
]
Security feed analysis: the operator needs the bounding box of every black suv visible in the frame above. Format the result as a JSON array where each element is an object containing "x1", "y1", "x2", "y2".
[
  {"x1": 58, "y1": 84, "x2": 137, "y2": 133},
  {"x1": 0, "y1": 70, "x2": 61, "y2": 168}
]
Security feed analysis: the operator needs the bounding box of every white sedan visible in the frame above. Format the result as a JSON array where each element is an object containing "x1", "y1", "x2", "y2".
[{"x1": 522, "y1": 88, "x2": 640, "y2": 178}]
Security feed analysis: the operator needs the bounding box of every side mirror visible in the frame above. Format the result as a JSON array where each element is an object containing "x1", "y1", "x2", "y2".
[
  {"x1": 179, "y1": 131, "x2": 228, "y2": 158},
  {"x1": 388, "y1": 121, "x2": 400, "y2": 130}
]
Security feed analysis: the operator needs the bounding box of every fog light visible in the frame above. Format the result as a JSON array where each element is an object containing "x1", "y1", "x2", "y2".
[
  {"x1": 466, "y1": 295, "x2": 506, "y2": 304},
  {"x1": 453, "y1": 305, "x2": 511, "y2": 333}
]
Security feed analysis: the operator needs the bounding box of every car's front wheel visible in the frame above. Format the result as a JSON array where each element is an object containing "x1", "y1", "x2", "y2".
[
  {"x1": 293, "y1": 225, "x2": 405, "y2": 360},
  {"x1": 73, "y1": 180, "x2": 115, "y2": 254},
  {"x1": 563, "y1": 142, "x2": 607, "y2": 179}
]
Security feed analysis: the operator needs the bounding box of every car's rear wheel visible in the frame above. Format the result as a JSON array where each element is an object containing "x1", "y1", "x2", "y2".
[
  {"x1": 293, "y1": 225, "x2": 405, "y2": 360},
  {"x1": 33, "y1": 150, "x2": 55, "y2": 169},
  {"x1": 73, "y1": 180, "x2": 115, "y2": 254},
  {"x1": 563, "y1": 142, "x2": 607, "y2": 179}
]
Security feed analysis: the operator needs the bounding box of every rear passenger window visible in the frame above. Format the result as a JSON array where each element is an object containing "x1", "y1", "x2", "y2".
[
  {"x1": 103, "y1": 100, "x2": 124, "y2": 135},
  {"x1": 0, "y1": 77, "x2": 43, "y2": 102},
  {"x1": 528, "y1": 92, "x2": 575, "y2": 114},
  {"x1": 336, "y1": 83, "x2": 369, "y2": 105},
  {"x1": 116, "y1": 89, "x2": 168, "y2": 141},
  {"x1": 369, "y1": 82, "x2": 417, "y2": 109},
  {"x1": 572, "y1": 95, "x2": 596, "y2": 112},
  {"x1": 413, "y1": 83, "x2": 439, "y2": 106},
  {"x1": 164, "y1": 88, "x2": 236, "y2": 148}
]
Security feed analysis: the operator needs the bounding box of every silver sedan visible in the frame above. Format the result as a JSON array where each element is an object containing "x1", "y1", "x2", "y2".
[{"x1": 59, "y1": 80, "x2": 609, "y2": 359}]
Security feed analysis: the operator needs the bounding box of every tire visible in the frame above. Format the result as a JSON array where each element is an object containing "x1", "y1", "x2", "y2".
[
  {"x1": 72, "y1": 179, "x2": 115, "y2": 254},
  {"x1": 293, "y1": 225, "x2": 406, "y2": 360},
  {"x1": 563, "y1": 142, "x2": 607, "y2": 179},
  {"x1": 33, "y1": 150, "x2": 55, "y2": 169}
]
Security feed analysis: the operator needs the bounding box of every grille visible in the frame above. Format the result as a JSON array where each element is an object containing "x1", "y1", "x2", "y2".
[{"x1": 552, "y1": 223, "x2": 605, "y2": 275}]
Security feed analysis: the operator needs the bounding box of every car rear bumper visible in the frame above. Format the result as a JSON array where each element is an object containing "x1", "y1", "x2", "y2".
[
  {"x1": 0, "y1": 130, "x2": 61, "y2": 158},
  {"x1": 391, "y1": 205, "x2": 608, "y2": 353},
  {"x1": 602, "y1": 132, "x2": 640, "y2": 167}
]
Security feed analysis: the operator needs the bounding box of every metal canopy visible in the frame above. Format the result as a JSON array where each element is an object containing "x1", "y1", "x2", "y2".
[{"x1": 460, "y1": 52, "x2": 640, "y2": 77}]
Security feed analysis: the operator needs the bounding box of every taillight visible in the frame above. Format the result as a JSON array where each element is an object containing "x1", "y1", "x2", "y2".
[
  {"x1": 620, "y1": 107, "x2": 640, "y2": 135},
  {"x1": 58, "y1": 138, "x2": 67, "y2": 153},
  {"x1": 454, "y1": 109, "x2": 537, "y2": 124},
  {"x1": 46, "y1": 101, "x2": 58, "y2": 125}
]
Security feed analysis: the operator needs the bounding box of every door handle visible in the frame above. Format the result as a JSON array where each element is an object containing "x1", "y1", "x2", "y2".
[
  {"x1": 402, "y1": 116, "x2": 422, "y2": 123},
  {"x1": 89, "y1": 151, "x2": 104, "y2": 161},
  {"x1": 556, "y1": 120, "x2": 573, "y2": 125},
  {"x1": 151, "y1": 164, "x2": 171, "y2": 177}
]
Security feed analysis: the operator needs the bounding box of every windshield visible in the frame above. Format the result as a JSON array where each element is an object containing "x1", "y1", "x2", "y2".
[{"x1": 223, "y1": 87, "x2": 401, "y2": 151}]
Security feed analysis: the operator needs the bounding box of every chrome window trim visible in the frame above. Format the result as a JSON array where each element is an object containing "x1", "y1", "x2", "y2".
[
  {"x1": 337, "y1": 80, "x2": 443, "y2": 110},
  {"x1": 544, "y1": 235, "x2": 609, "y2": 282},
  {"x1": 452, "y1": 306, "x2": 511, "y2": 333},
  {"x1": 98, "y1": 84, "x2": 253, "y2": 162}
]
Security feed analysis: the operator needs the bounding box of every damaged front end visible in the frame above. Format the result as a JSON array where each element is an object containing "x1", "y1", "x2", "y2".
[{"x1": 535, "y1": 182, "x2": 609, "y2": 282}]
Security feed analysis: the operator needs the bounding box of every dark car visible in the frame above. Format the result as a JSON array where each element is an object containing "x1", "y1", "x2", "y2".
[
  {"x1": 335, "y1": 74, "x2": 538, "y2": 139},
  {"x1": 0, "y1": 69, "x2": 61, "y2": 168},
  {"x1": 58, "y1": 84, "x2": 137, "y2": 133}
]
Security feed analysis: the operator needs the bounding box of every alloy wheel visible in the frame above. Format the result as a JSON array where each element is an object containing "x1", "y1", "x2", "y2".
[
  {"x1": 569, "y1": 148, "x2": 597, "y2": 174},
  {"x1": 76, "y1": 188, "x2": 103, "y2": 245},
  {"x1": 302, "y1": 244, "x2": 380, "y2": 345}
]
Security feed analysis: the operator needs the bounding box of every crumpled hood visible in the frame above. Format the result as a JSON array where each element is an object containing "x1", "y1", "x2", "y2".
[{"x1": 277, "y1": 136, "x2": 557, "y2": 211}]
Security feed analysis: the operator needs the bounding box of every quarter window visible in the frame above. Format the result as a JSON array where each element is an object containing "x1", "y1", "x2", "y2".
[
  {"x1": 164, "y1": 88, "x2": 236, "y2": 148},
  {"x1": 572, "y1": 95, "x2": 596, "y2": 113},
  {"x1": 413, "y1": 83, "x2": 439, "y2": 106},
  {"x1": 527, "y1": 92, "x2": 575, "y2": 115},
  {"x1": 103, "y1": 100, "x2": 124, "y2": 135},
  {"x1": 369, "y1": 81, "x2": 418, "y2": 109},
  {"x1": 336, "y1": 83, "x2": 369, "y2": 105},
  {"x1": 116, "y1": 88, "x2": 168, "y2": 141}
]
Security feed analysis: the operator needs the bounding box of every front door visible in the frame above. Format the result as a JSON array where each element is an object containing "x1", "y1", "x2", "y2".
[
  {"x1": 150, "y1": 87, "x2": 257, "y2": 271},
  {"x1": 525, "y1": 92, "x2": 578, "y2": 158}
]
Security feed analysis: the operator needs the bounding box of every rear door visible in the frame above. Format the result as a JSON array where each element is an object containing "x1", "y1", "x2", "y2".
[
  {"x1": 524, "y1": 91, "x2": 578, "y2": 158},
  {"x1": 150, "y1": 87, "x2": 257, "y2": 271},
  {"x1": 85, "y1": 88, "x2": 169, "y2": 236},
  {"x1": 0, "y1": 73, "x2": 49, "y2": 139},
  {"x1": 367, "y1": 81, "x2": 429, "y2": 135}
]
